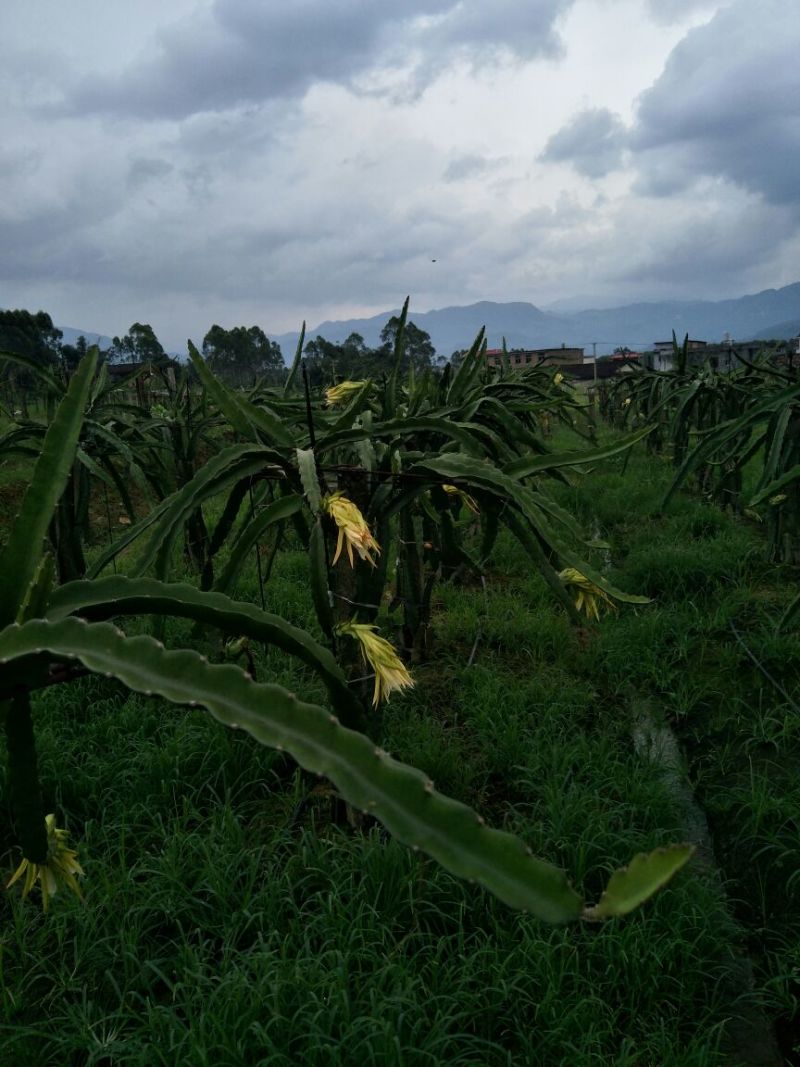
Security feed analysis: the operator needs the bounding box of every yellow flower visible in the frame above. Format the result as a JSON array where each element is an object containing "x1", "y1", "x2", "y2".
[
  {"x1": 336, "y1": 621, "x2": 414, "y2": 706},
  {"x1": 558, "y1": 567, "x2": 617, "y2": 623},
  {"x1": 7, "y1": 814, "x2": 84, "y2": 911},
  {"x1": 554, "y1": 372, "x2": 564, "y2": 385},
  {"x1": 322, "y1": 492, "x2": 380, "y2": 567},
  {"x1": 623, "y1": 397, "x2": 632, "y2": 407},
  {"x1": 325, "y1": 380, "x2": 369, "y2": 406},
  {"x1": 442, "y1": 484, "x2": 480, "y2": 514}
]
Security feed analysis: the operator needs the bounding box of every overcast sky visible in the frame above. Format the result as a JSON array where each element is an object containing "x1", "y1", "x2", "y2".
[{"x1": 2, "y1": 0, "x2": 798, "y2": 350}]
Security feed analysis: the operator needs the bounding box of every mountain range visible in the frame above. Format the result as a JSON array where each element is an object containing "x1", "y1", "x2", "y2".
[
  {"x1": 272, "y1": 283, "x2": 800, "y2": 359},
  {"x1": 44, "y1": 282, "x2": 800, "y2": 361}
]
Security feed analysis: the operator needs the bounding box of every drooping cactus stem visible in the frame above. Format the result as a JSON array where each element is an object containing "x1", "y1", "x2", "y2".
[{"x1": 5, "y1": 691, "x2": 47, "y2": 864}]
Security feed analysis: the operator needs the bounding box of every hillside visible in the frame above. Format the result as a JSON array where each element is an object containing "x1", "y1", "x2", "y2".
[
  {"x1": 36, "y1": 282, "x2": 800, "y2": 362},
  {"x1": 273, "y1": 283, "x2": 800, "y2": 358}
]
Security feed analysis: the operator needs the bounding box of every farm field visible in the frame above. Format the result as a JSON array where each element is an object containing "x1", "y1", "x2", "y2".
[{"x1": 0, "y1": 340, "x2": 798, "y2": 1065}]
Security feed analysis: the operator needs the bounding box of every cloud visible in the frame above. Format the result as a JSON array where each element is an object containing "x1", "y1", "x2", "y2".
[
  {"x1": 630, "y1": 0, "x2": 800, "y2": 209},
  {"x1": 643, "y1": 0, "x2": 718, "y2": 25},
  {"x1": 540, "y1": 107, "x2": 627, "y2": 177},
  {"x1": 443, "y1": 154, "x2": 508, "y2": 182},
  {"x1": 3, "y1": 0, "x2": 799, "y2": 352},
  {"x1": 424, "y1": 0, "x2": 568, "y2": 56},
  {"x1": 62, "y1": 0, "x2": 573, "y2": 120},
  {"x1": 611, "y1": 186, "x2": 795, "y2": 294},
  {"x1": 127, "y1": 157, "x2": 174, "y2": 190}
]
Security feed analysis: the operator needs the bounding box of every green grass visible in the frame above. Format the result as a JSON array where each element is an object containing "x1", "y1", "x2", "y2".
[
  {"x1": 0, "y1": 682, "x2": 736, "y2": 1064},
  {"x1": 1, "y1": 431, "x2": 797, "y2": 1063},
  {"x1": 550, "y1": 432, "x2": 800, "y2": 1061}
]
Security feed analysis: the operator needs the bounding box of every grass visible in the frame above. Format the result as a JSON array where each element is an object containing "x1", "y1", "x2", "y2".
[
  {"x1": 0, "y1": 657, "x2": 737, "y2": 1065},
  {"x1": 551, "y1": 433, "x2": 800, "y2": 1062},
  {"x1": 0, "y1": 429, "x2": 797, "y2": 1063}
]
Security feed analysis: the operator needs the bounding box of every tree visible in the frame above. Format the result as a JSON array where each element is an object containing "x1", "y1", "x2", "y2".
[
  {"x1": 379, "y1": 318, "x2": 435, "y2": 373},
  {"x1": 0, "y1": 309, "x2": 62, "y2": 366},
  {"x1": 201, "y1": 324, "x2": 283, "y2": 387},
  {"x1": 60, "y1": 335, "x2": 88, "y2": 373},
  {"x1": 303, "y1": 332, "x2": 383, "y2": 387},
  {"x1": 111, "y1": 323, "x2": 167, "y2": 365},
  {"x1": 0, "y1": 310, "x2": 63, "y2": 411}
]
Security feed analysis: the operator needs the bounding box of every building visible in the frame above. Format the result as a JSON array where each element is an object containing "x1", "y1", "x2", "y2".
[
  {"x1": 485, "y1": 344, "x2": 584, "y2": 368},
  {"x1": 647, "y1": 339, "x2": 707, "y2": 372},
  {"x1": 652, "y1": 339, "x2": 708, "y2": 357},
  {"x1": 560, "y1": 357, "x2": 639, "y2": 382},
  {"x1": 642, "y1": 340, "x2": 763, "y2": 373}
]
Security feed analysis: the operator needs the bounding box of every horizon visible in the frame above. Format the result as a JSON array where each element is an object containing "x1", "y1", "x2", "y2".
[{"x1": 43, "y1": 276, "x2": 800, "y2": 362}]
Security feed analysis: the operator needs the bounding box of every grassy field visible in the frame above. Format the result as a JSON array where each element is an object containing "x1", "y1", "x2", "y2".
[{"x1": 0, "y1": 432, "x2": 797, "y2": 1064}]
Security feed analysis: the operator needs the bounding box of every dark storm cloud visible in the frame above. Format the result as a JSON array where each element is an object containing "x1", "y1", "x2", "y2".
[
  {"x1": 63, "y1": 0, "x2": 573, "y2": 120},
  {"x1": 630, "y1": 0, "x2": 800, "y2": 209},
  {"x1": 540, "y1": 108, "x2": 627, "y2": 178},
  {"x1": 62, "y1": 2, "x2": 426, "y2": 119}
]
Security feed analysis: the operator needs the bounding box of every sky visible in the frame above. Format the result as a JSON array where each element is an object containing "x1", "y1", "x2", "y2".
[{"x1": 2, "y1": 0, "x2": 799, "y2": 351}]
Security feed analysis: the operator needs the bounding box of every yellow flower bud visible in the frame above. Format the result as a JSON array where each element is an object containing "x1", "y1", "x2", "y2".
[
  {"x1": 324, "y1": 380, "x2": 369, "y2": 406},
  {"x1": 557, "y1": 567, "x2": 617, "y2": 622},
  {"x1": 321, "y1": 492, "x2": 380, "y2": 567},
  {"x1": 335, "y1": 621, "x2": 414, "y2": 706},
  {"x1": 7, "y1": 814, "x2": 84, "y2": 911}
]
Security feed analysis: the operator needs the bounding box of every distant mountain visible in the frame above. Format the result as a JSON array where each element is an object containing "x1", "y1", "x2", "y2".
[
  {"x1": 274, "y1": 283, "x2": 800, "y2": 360},
  {"x1": 748, "y1": 317, "x2": 800, "y2": 342},
  {"x1": 277, "y1": 301, "x2": 556, "y2": 358},
  {"x1": 541, "y1": 294, "x2": 622, "y2": 313},
  {"x1": 275, "y1": 301, "x2": 569, "y2": 358},
  {"x1": 58, "y1": 325, "x2": 114, "y2": 350},
  {"x1": 56, "y1": 326, "x2": 183, "y2": 361},
  {"x1": 46, "y1": 282, "x2": 800, "y2": 363}
]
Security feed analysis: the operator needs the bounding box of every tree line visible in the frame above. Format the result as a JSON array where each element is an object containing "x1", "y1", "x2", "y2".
[{"x1": 0, "y1": 307, "x2": 456, "y2": 398}]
